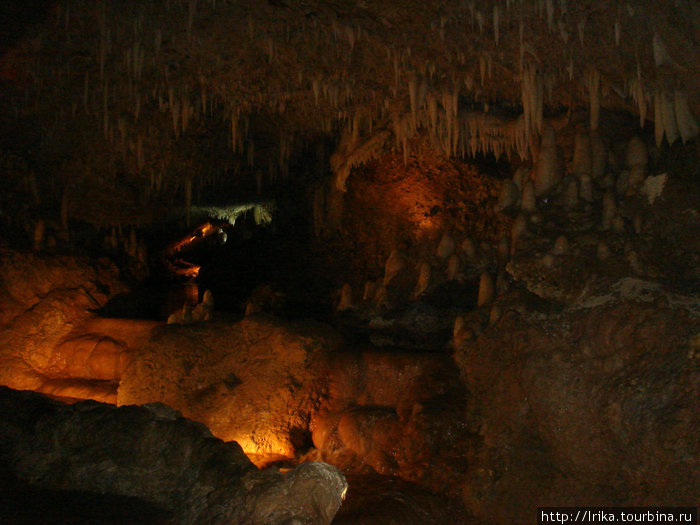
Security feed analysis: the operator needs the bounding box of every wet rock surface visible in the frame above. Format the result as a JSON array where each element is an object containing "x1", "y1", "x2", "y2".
[{"x1": 0, "y1": 387, "x2": 347, "y2": 525}]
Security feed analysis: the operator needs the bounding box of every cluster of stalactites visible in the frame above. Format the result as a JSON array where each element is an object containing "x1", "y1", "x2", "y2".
[{"x1": 13, "y1": 0, "x2": 700, "y2": 200}]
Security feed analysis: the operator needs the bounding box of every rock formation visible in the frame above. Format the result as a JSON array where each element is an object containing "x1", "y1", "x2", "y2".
[{"x1": 0, "y1": 387, "x2": 347, "y2": 525}]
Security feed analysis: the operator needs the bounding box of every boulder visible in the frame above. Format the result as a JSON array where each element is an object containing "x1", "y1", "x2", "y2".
[{"x1": 0, "y1": 387, "x2": 347, "y2": 525}]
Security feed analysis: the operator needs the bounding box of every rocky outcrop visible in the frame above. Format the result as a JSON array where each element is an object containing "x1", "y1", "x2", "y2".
[
  {"x1": 0, "y1": 250, "x2": 141, "y2": 401},
  {"x1": 0, "y1": 386, "x2": 347, "y2": 525},
  {"x1": 308, "y1": 348, "x2": 474, "y2": 495},
  {"x1": 454, "y1": 291, "x2": 700, "y2": 524},
  {"x1": 118, "y1": 315, "x2": 344, "y2": 461}
]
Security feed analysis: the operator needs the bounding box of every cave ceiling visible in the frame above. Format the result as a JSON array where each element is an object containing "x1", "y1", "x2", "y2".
[{"x1": 1, "y1": 0, "x2": 698, "y2": 222}]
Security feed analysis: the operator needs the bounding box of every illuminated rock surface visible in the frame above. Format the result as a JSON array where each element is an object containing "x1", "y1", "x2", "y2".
[
  {"x1": 0, "y1": 386, "x2": 347, "y2": 525},
  {"x1": 0, "y1": 0, "x2": 699, "y2": 522}
]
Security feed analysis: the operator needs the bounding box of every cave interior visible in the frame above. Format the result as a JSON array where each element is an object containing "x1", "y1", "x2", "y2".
[{"x1": 0, "y1": 0, "x2": 698, "y2": 524}]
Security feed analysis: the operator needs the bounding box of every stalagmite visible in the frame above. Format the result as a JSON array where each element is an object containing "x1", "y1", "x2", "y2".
[
  {"x1": 384, "y1": 249, "x2": 406, "y2": 286},
  {"x1": 601, "y1": 190, "x2": 616, "y2": 231},
  {"x1": 563, "y1": 178, "x2": 579, "y2": 209},
  {"x1": 337, "y1": 284, "x2": 353, "y2": 311},
  {"x1": 597, "y1": 242, "x2": 611, "y2": 261},
  {"x1": 495, "y1": 179, "x2": 520, "y2": 212},
  {"x1": 414, "y1": 262, "x2": 431, "y2": 297},
  {"x1": 510, "y1": 214, "x2": 527, "y2": 255},
  {"x1": 193, "y1": 290, "x2": 214, "y2": 321},
  {"x1": 533, "y1": 124, "x2": 562, "y2": 196},
  {"x1": 447, "y1": 254, "x2": 460, "y2": 281},
  {"x1": 461, "y1": 238, "x2": 478, "y2": 263},
  {"x1": 477, "y1": 272, "x2": 495, "y2": 307},
  {"x1": 590, "y1": 131, "x2": 607, "y2": 179},
  {"x1": 616, "y1": 171, "x2": 630, "y2": 196},
  {"x1": 579, "y1": 174, "x2": 594, "y2": 203},
  {"x1": 652, "y1": 33, "x2": 674, "y2": 68},
  {"x1": 489, "y1": 305, "x2": 501, "y2": 325},
  {"x1": 553, "y1": 235, "x2": 568, "y2": 256},
  {"x1": 512, "y1": 166, "x2": 529, "y2": 189},
  {"x1": 437, "y1": 232, "x2": 456, "y2": 259},
  {"x1": 521, "y1": 180, "x2": 537, "y2": 213},
  {"x1": 572, "y1": 132, "x2": 592, "y2": 177},
  {"x1": 674, "y1": 90, "x2": 699, "y2": 144},
  {"x1": 541, "y1": 253, "x2": 555, "y2": 268},
  {"x1": 586, "y1": 68, "x2": 601, "y2": 131}
]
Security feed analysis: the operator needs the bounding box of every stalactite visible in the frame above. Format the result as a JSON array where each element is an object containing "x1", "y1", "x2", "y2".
[
  {"x1": 661, "y1": 90, "x2": 679, "y2": 144},
  {"x1": 586, "y1": 68, "x2": 600, "y2": 131},
  {"x1": 546, "y1": 0, "x2": 554, "y2": 31},
  {"x1": 654, "y1": 90, "x2": 664, "y2": 147},
  {"x1": 493, "y1": 5, "x2": 500, "y2": 45},
  {"x1": 674, "y1": 90, "x2": 699, "y2": 144},
  {"x1": 522, "y1": 64, "x2": 543, "y2": 137}
]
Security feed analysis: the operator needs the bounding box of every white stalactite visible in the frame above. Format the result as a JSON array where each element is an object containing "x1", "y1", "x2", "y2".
[
  {"x1": 661, "y1": 91, "x2": 679, "y2": 144},
  {"x1": 674, "y1": 90, "x2": 699, "y2": 144}
]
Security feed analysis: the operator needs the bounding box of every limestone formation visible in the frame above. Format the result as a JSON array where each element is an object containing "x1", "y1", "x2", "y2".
[
  {"x1": 572, "y1": 132, "x2": 592, "y2": 177},
  {"x1": 616, "y1": 170, "x2": 629, "y2": 196},
  {"x1": 461, "y1": 238, "x2": 478, "y2": 263},
  {"x1": 436, "y1": 232, "x2": 456, "y2": 260},
  {"x1": 446, "y1": 254, "x2": 460, "y2": 281},
  {"x1": 589, "y1": 131, "x2": 607, "y2": 179},
  {"x1": 193, "y1": 290, "x2": 215, "y2": 321},
  {"x1": 488, "y1": 305, "x2": 501, "y2": 325},
  {"x1": 512, "y1": 166, "x2": 529, "y2": 189},
  {"x1": 579, "y1": 174, "x2": 594, "y2": 203},
  {"x1": 674, "y1": 90, "x2": 699, "y2": 143},
  {"x1": 521, "y1": 180, "x2": 537, "y2": 213},
  {"x1": 181, "y1": 302, "x2": 193, "y2": 324},
  {"x1": 533, "y1": 124, "x2": 563, "y2": 196},
  {"x1": 601, "y1": 190, "x2": 617, "y2": 231},
  {"x1": 337, "y1": 283, "x2": 354, "y2": 311},
  {"x1": 563, "y1": 178, "x2": 579, "y2": 210},
  {"x1": 414, "y1": 261, "x2": 431, "y2": 297},
  {"x1": 0, "y1": 387, "x2": 347, "y2": 525},
  {"x1": 510, "y1": 214, "x2": 528, "y2": 255},
  {"x1": 553, "y1": 235, "x2": 568, "y2": 256},
  {"x1": 384, "y1": 249, "x2": 406, "y2": 286},
  {"x1": 495, "y1": 179, "x2": 519, "y2": 212},
  {"x1": 477, "y1": 272, "x2": 495, "y2": 307}
]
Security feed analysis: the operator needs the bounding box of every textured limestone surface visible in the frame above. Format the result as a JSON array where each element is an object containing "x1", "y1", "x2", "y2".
[{"x1": 0, "y1": 386, "x2": 347, "y2": 525}]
